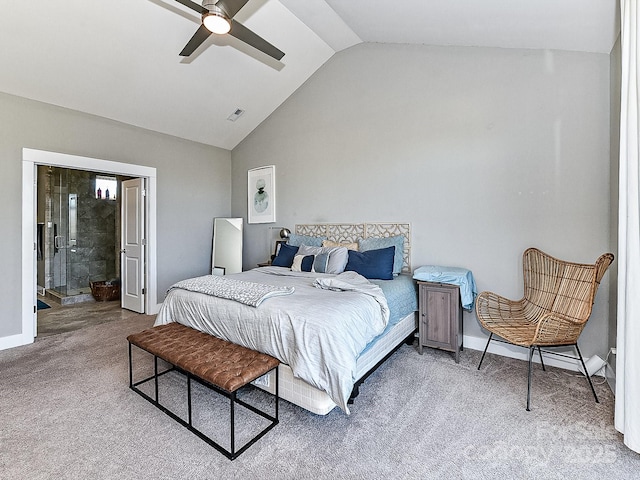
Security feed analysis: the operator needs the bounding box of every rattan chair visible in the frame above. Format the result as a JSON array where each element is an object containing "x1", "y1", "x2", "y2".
[{"x1": 476, "y1": 247, "x2": 614, "y2": 411}]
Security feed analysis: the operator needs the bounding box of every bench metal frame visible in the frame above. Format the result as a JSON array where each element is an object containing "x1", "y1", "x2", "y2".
[{"x1": 128, "y1": 342, "x2": 279, "y2": 460}]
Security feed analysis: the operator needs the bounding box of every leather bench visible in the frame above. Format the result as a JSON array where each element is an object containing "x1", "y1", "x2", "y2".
[{"x1": 127, "y1": 322, "x2": 279, "y2": 460}]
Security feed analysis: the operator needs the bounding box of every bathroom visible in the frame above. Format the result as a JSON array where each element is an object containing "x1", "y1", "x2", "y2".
[{"x1": 37, "y1": 166, "x2": 128, "y2": 305}]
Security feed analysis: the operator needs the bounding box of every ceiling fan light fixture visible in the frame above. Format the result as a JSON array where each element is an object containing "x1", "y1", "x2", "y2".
[{"x1": 203, "y1": 11, "x2": 231, "y2": 35}]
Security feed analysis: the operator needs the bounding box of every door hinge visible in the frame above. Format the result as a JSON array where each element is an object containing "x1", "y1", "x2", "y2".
[
  {"x1": 141, "y1": 238, "x2": 147, "y2": 246},
  {"x1": 34, "y1": 242, "x2": 37, "y2": 251},
  {"x1": 142, "y1": 288, "x2": 145, "y2": 295},
  {"x1": 142, "y1": 189, "x2": 146, "y2": 197},
  {"x1": 34, "y1": 305, "x2": 37, "y2": 313}
]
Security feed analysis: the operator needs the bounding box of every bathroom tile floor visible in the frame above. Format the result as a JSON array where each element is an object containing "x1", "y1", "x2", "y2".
[{"x1": 36, "y1": 296, "x2": 147, "y2": 338}]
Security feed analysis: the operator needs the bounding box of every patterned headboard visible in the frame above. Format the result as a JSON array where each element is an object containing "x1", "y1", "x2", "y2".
[{"x1": 295, "y1": 223, "x2": 411, "y2": 274}]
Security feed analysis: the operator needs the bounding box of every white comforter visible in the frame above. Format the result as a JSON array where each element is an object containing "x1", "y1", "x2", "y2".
[{"x1": 155, "y1": 267, "x2": 389, "y2": 413}]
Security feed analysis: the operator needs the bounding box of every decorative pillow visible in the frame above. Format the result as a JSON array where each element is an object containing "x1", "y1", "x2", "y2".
[
  {"x1": 291, "y1": 253, "x2": 330, "y2": 273},
  {"x1": 288, "y1": 233, "x2": 326, "y2": 247},
  {"x1": 291, "y1": 254, "x2": 315, "y2": 272},
  {"x1": 313, "y1": 253, "x2": 330, "y2": 273},
  {"x1": 271, "y1": 243, "x2": 299, "y2": 267},
  {"x1": 358, "y1": 235, "x2": 405, "y2": 275},
  {"x1": 298, "y1": 245, "x2": 349, "y2": 274},
  {"x1": 322, "y1": 239, "x2": 359, "y2": 251},
  {"x1": 344, "y1": 246, "x2": 395, "y2": 280}
]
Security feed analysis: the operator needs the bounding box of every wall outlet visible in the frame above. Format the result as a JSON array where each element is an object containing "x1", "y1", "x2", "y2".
[{"x1": 584, "y1": 355, "x2": 607, "y2": 376}]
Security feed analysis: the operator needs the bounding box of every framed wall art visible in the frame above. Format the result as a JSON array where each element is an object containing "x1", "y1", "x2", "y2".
[{"x1": 248, "y1": 165, "x2": 276, "y2": 224}]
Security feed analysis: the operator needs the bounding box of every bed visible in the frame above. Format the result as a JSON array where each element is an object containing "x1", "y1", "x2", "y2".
[{"x1": 155, "y1": 223, "x2": 418, "y2": 415}]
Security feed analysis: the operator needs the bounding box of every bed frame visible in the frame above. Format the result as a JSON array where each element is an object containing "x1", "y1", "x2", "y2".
[
  {"x1": 254, "y1": 222, "x2": 417, "y2": 415},
  {"x1": 295, "y1": 222, "x2": 412, "y2": 274}
]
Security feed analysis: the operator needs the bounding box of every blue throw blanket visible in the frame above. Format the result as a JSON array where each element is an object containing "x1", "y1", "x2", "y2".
[{"x1": 413, "y1": 265, "x2": 477, "y2": 310}]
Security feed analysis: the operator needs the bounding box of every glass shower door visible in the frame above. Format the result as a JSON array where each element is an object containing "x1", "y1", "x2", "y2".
[{"x1": 51, "y1": 168, "x2": 69, "y2": 296}]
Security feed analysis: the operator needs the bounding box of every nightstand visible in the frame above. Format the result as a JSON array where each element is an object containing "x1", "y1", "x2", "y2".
[
  {"x1": 416, "y1": 281, "x2": 463, "y2": 363},
  {"x1": 257, "y1": 261, "x2": 271, "y2": 267}
]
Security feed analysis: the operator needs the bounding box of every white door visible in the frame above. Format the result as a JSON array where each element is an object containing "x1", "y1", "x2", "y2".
[{"x1": 121, "y1": 178, "x2": 145, "y2": 313}]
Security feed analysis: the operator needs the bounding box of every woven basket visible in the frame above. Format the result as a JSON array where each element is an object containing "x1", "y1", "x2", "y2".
[{"x1": 90, "y1": 281, "x2": 120, "y2": 302}]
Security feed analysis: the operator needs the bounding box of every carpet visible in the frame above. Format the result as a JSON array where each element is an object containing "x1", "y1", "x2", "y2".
[
  {"x1": 36, "y1": 299, "x2": 50, "y2": 310},
  {"x1": 1, "y1": 314, "x2": 639, "y2": 479}
]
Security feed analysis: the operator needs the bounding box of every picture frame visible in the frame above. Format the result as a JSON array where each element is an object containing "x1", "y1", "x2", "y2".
[{"x1": 248, "y1": 165, "x2": 276, "y2": 224}]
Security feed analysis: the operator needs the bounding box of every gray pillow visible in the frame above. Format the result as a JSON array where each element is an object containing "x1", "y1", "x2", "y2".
[
  {"x1": 358, "y1": 235, "x2": 405, "y2": 275},
  {"x1": 288, "y1": 234, "x2": 326, "y2": 247},
  {"x1": 298, "y1": 245, "x2": 348, "y2": 274}
]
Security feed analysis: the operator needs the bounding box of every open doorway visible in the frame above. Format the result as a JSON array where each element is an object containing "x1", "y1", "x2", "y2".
[
  {"x1": 21, "y1": 148, "x2": 158, "y2": 347},
  {"x1": 35, "y1": 166, "x2": 135, "y2": 336}
]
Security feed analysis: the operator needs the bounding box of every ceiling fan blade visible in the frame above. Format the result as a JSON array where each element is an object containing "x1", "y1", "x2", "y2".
[
  {"x1": 180, "y1": 24, "x2": 212, "y2": 56},
  {"x1": 229, "y1": 20, "x2": 284, "y2": 61},
  {"x1": 216, "y1": 0, "x2": 250, "y2": 18},
  {"x1": 174, "y1": 0, "x2": 208, "y2": 15}
]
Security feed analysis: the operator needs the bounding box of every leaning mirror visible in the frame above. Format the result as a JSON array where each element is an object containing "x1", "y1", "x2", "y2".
[{"x1": 211, "y1": 218, "x2": 243, "y2": 275}]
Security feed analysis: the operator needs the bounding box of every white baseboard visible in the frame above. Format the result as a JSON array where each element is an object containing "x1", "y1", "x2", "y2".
[{"x1": 463, "y1": 334, "x2": 604, "y2": 376}]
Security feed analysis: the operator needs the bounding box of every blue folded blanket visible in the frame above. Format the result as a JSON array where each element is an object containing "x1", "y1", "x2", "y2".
[{"x1": 413, "y1": 265, "x2": 477, "y2": 310}]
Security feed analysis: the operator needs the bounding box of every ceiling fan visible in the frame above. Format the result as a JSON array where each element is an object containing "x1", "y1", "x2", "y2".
[{"x1": 175, "y1": 0, "x2": 285, "y2": 60}]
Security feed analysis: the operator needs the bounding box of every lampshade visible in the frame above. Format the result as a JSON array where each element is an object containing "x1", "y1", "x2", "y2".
[{"x1": 203, "y1": 12, "x2": 231, "y2": 34}]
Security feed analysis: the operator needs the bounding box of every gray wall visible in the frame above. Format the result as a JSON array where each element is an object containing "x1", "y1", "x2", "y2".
[
  {"x1": 232, "y1": 43, "x2": 613, "y2": 358},
  {"x1": 0, "y1": 92, "x2": 231, "y2": 338}
]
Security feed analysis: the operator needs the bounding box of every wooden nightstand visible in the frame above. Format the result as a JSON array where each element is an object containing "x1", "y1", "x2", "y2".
[{"x1": 417, "y1": 281, "x2": 463, "y2": 363}]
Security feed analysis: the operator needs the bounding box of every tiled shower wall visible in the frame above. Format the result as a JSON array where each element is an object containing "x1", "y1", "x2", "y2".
[{"x1": 69, "y1": 169, "x2": 118, "y2": 290}]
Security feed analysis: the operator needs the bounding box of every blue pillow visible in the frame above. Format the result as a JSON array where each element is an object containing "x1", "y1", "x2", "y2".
[
  {"x1": 359, "y1": 235, "x2": 405, "y2": 275},
  {"x1": 301, "y1": 255, "x2": 315, "y2": 272},
  {"x1": 344, "y1": 246, "x2": 395, "y2": 280},
  {"x1": 313, "y1": 253, "x2": 330, "y2": 273},
  {"x1": 288, "y1": 233, "x2": 326, "y2": 247},
  {"x1": 272, "y1": 243, "x2": 299, "y2": 267}
]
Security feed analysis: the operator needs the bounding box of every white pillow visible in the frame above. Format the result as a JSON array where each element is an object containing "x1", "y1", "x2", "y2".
[{"x1": 297, "y1": 245, "x2": 348, "y2": 274}]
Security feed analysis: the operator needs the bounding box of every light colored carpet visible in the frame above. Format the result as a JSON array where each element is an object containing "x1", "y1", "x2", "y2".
[{"x1": 1, "y1": 314, "x2": 639, "y2": 479}]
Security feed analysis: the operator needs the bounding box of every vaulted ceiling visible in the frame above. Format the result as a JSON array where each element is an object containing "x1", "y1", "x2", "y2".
[{"x1": 0, "y1": 0, "x2": 619, "y2": 150}]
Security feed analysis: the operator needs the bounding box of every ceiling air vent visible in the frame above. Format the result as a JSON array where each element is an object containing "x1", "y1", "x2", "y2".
[{"x1": 227, "y1": 108, "x2": 245, "y2": 122}]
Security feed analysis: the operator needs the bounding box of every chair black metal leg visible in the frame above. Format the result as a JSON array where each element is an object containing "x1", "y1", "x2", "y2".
[
  {"x1": 154, "y1": 355, "x2": 159, "y2": 402},
  {"x1": 575, "y1": 344, "x2": 599, "y2": 403},
  {"x1": 128, "y1": 342, "x2": 133, "y2": 388},
  {"x1": 478, "y1": 333, "x2": 493, "y2": 370},
  {"x1": 537, "y1": 346, "x2": 546, "y2": 371},
  {"x1": 526, "y1": 346, "x2": 534, "y2": 411}
]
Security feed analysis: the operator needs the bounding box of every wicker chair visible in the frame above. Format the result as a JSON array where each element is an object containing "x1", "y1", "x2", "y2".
[{"x1": 476, "y1": 247, "x2": 614, "y2": 411}]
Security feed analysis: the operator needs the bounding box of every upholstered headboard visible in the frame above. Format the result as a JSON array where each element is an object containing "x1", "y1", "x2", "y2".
[{"x1": 295, "y1": 223, "x2": 411, "y2": 274}]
